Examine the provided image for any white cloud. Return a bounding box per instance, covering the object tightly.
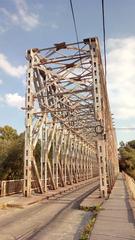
[0,96,4,102]
[0,0,40,32]
[0,53,25,78]
[0,79,3,85]
[107,37,135,121]
[0,93,25,109]
[5,93,25,109]
[14,0,40,31]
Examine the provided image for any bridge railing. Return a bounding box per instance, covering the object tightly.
[123,172,135,200]
[0,175,99,197]
[0,179,23,197]
[0,178,58,196]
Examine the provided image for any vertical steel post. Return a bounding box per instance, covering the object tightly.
[90,38,108,198]
[24,50,34,197]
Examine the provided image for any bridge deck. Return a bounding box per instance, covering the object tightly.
[90,174,135,240]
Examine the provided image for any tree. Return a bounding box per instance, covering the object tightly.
[0,128,41,180]
[128,140,135,149]
[0,125,18,141]
[0,126,18,166]
[0,132,24,179]
[119,141,125,147]
[119,140,135,179]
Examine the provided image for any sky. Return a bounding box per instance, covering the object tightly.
[0,0,135,144]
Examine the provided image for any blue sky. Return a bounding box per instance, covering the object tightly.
[0,0,135,144]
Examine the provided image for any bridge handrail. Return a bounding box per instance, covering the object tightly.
[0,179,24,197]
[123,172,135,200]
[0,176,99,197]
[0,178,56,196]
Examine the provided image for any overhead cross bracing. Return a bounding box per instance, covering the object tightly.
[24,37,119,197]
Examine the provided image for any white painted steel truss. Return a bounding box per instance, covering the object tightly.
[24,37,119,197]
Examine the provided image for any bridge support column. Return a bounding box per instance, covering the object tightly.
[23,50,34,197]
[97,140,108,198]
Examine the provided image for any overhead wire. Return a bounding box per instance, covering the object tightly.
[69,0,79,45]
[101,0,107,80]
[101,0,119,130]
[101,3,134,133]
[69,1,133,134]
[69,0,83,67]
[115,128,135,130]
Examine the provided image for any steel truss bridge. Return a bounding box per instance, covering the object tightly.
[24,37,119,198]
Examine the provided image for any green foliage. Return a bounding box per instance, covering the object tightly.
[128,140,135,149]
[0,133,24,180]
[119,140,135,179]
[80,213,97,240]
[0,125,41,180]
[0,139,12,164]
[0,125,18,140]
[34,140,41,172]
[0,125,18,166]
[119,141,125,147]
[80,204,102,212]
[79,204,102,239]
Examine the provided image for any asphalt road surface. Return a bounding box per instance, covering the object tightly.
[0,179,99,240]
